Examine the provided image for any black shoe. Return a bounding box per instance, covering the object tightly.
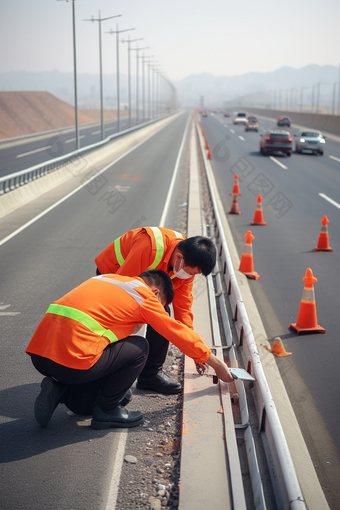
[35,377,67,428]
[136,373,182,395]
[120,388,133,407]
[91,403,144,429]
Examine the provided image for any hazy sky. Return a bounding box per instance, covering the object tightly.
[1,0,339,82]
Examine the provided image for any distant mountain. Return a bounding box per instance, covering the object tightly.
[0,65,338,108]
[176,65,339,107]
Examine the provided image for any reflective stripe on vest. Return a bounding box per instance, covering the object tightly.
[113,227,184,270]
[46,303,119,344]
[114,236,124,266]
[92,276,147,305]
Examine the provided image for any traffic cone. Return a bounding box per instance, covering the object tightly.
[238,230,259,279]
[314,215,333,251]
[228,194,241,215]
[230,174,242,196]
[205,139,210,150]
[263,337,292,357]
[201,129,206,138]
[207,150,212,160]
[290,268,325,334]
[251,195,267,225]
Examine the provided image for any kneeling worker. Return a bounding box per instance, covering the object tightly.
[26,270,233,430]
[95,227,216,394]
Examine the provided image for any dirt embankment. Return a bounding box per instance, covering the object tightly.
[0,91,120,139]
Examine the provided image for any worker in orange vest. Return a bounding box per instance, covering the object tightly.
[95,227,216,394]
[26,270,233,430]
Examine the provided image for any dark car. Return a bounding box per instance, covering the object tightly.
[260,130,293,156]
[277,116,291,127]
[245,116,258,132]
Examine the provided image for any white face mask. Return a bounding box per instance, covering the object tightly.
[173,258,192,280]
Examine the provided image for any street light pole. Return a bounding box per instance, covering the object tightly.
[332,82,338,115]
[58,0,79,149]
[300,86,309,112]
[130,46,149,125]
[84,11,121,140]
[122,37,143,128]
[106,25,134,132]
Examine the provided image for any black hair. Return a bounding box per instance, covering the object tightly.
[177,236,216,276]
[139,270,174,305]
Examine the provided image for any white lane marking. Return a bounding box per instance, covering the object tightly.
[65,135,86,144]
[230,129,235,133]
[0,303,20,315]
[159,113,191,227]
[329,155,340,163]
[0,112,185,247]
[319,193,340,209]
[238,136,245,141]
[269,156,288,169]
[104,430,128,510]
[17,146,52,158]
[91,130,101,135]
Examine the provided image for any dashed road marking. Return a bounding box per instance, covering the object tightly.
[329,155,340,163]
[65,135,86,144]
[17,146,51,158]
[230,129,235,133]
[269,156,288,169]
[238,136,245,141]
[319,193,340,209]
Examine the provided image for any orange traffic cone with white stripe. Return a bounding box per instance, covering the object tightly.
[205,139,210,150]
[228,194,241,215]
[290,268,325,334]
[230,174,242,196]
[207,149,212,159]
[314,215,333,251]
[238,230,259,279]
[251,195,267,225]
[263,337,292,357]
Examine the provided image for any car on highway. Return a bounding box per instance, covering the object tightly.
[277,116,291,127]
[294,130,325,155]
[223,112,230,117]
[201,111,208,117]
[245,116,259,132]
[233,112,248,125]
[260,130,293,156]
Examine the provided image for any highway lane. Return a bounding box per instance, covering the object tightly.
[0,111,190,510]
[202,112,340,509]
[0,116,152,178]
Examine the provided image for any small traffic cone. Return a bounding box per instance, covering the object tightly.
[201,129,206,138]
[238,230,259,279]
[251,195,267,225]
[207,149,212,160]
[290,268,325,334]
[314,215,333,251]
[205,139,210,150]
[263,337,292,357]
[228,194,241,215]
[230,174,242,196]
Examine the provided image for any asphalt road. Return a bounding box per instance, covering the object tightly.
[202,112,340,509]
[0,115,154,177]
[0,111,190,510]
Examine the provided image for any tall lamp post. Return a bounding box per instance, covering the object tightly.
[58,0,80,149]
[84,11,121,140]
[300,86,309,113]
[106,25,134,132]
[332,82,338,115]
[122,36,143,128]
[131,46,150,125]
[316,82,329,114]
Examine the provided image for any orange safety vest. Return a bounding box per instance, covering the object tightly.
[95,227,195,329]
[26,275,210,369]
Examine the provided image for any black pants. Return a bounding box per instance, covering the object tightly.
[31,335,148,415]
[96,267,171,379]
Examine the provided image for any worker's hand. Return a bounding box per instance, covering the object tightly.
[205,353,234,383]
[195,362,209,376]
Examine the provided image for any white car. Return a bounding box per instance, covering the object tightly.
[294,130,325,155]
[233,112,248,125]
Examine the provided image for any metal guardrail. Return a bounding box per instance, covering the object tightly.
[0,113,175,196]
[195,118,307,510]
